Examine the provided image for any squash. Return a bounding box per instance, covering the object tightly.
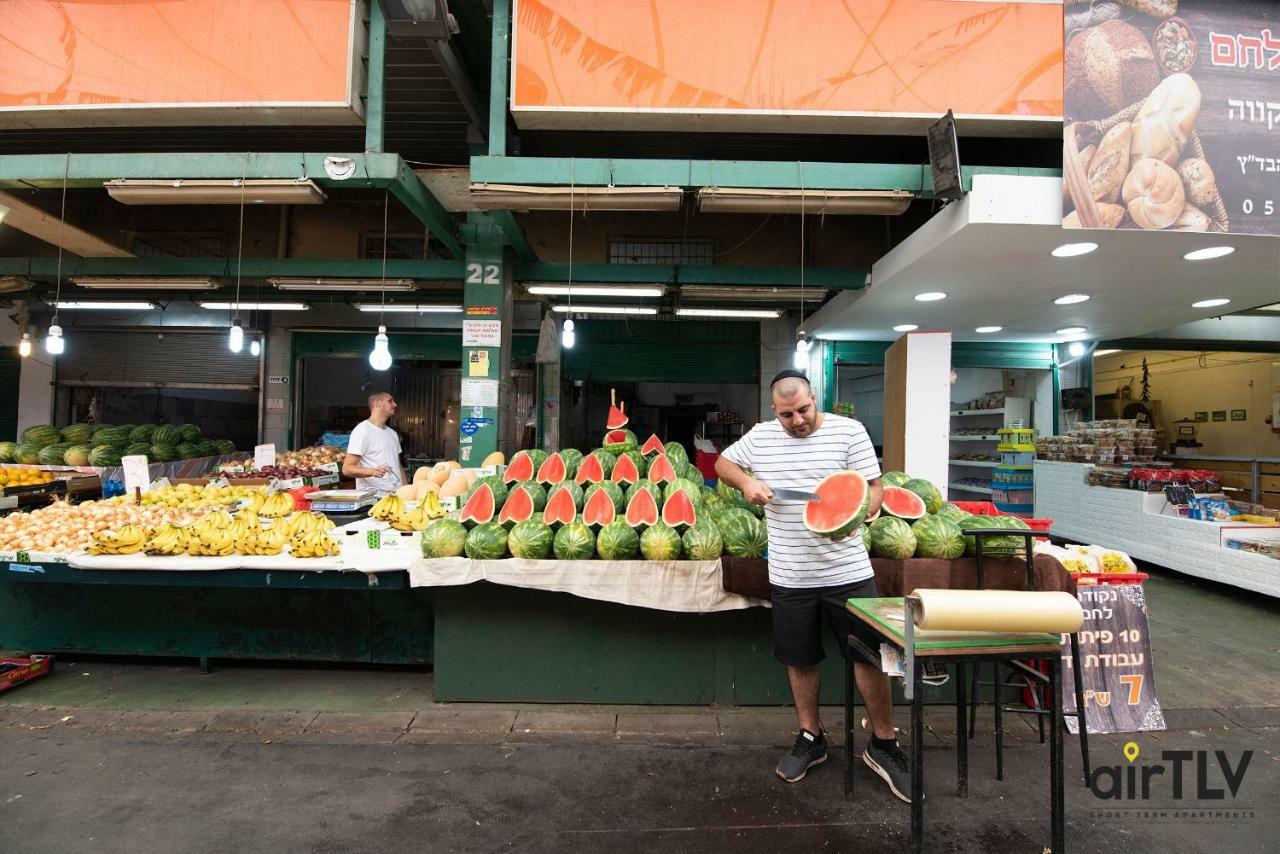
[439,474,469,497]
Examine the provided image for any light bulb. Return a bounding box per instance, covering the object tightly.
[45,324,64,355]
[561,318,576,349]
[228,320,244,353]
[249,339,261,356]
[369,325,392,370]
[1068,341,1086,358]
[17,333,32,358]
[796,336,811,354]
[792,349,807,370]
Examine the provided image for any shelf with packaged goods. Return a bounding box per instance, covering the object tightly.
[950,483,994,495]
[951,435,1002,442]
[950,408,1007,416]
[949,459,999,468]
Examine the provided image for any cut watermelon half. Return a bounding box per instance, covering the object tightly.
[498,485,536,527]
[459,483,497,526]
[542,486,577,527]
[624,487,659,527]
[662,490,697,529]
[803,471,870,539]
[606,388,629,430]
[881,485,927,520]
[647,454,677,485]
[575,452,606,485]
[504,451,535,484]
[611,453,640,486]
[536,452,568,485]
[582,486,617,528]
[640,434,665,457]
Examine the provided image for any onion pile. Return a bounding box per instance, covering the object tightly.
[0,499,217,556]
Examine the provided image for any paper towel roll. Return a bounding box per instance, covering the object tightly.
[908,589,1083,634]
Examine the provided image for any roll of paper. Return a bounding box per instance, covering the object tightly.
[908,589,1083,634]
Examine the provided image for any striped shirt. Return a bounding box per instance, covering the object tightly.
[722,414,881,589]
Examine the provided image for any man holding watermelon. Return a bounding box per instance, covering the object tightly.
[716,370,911,802]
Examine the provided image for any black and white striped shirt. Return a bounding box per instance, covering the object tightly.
[722,414,881,589]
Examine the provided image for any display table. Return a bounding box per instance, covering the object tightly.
[1034,460,1278,598]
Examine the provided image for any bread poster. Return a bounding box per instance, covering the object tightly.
[1062,0,1278,236]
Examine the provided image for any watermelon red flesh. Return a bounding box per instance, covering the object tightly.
[662,490,698,529]
[611,453,640,486]
[575,453,606,485]
[606,405,629,430]
[582,487,617,527]
[536,453,568,485]
[802,471,870,538]
[498,485,536,526]
[504,452,535,484]
[881,485,927,520]
[640,434,665,456]
[624,488,659,527]
[648,454,677,485]
[542,487,577,526]
[459,483,497,525]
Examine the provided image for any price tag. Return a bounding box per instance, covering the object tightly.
[121,455,150,496]
[208,477,230,489]
[148,477,171,492]
[1164,485,1194,506]
[254,443,276,470]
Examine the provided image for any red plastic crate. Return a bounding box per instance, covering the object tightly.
[695,450,720,482]
[0,655,53,694]
[952,500,999,515]
[1074,572,1149,585]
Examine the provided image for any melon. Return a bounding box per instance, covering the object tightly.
[421,519,468,558]
[396,484,419,502]
[624,487,660,528]
[429,462,454,486]
[440,475,470,498]
[611,452,641,486]
[60,423,94,444]
[663,442,689,466]
[460,468,480,486]
[602,429,638,454]
[903,478,944,515]
[38,443,70,465]
[542,486,578,527]
[504,451,536,484]
[802,471,871,539]
[21,425,61,447]
[662,489,698,530]
[606,394,629,431]
[508,519,554,559]
[413,466,434,485]
[482,451,505,467]
[559,448,584,477]
[639,522,682,561]
[444,461,462,471]
[553,521,595,560]
[88,445,122,467]
[536,452,570,485]
[866,516,917,559]
[179,424,203,443]
[0,442,18,463]
[582,486,618,528]
[547,480,584,509]
[575,452,608,485]
[881,471,910,488]
[911,515,965,559]
[152,425,181,446]
[881,485,927,521]
[681,520,724,560]
[720,512,767,558]
[464,521,509,559]
[498,484,537,527]
[640,434,665,457]
[626,480,662,506]
[596,521,640,560]
[14,443,40,464]
[647,454,677,485]
[459,482,498,526]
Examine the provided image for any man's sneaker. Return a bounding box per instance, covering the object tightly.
[776,729,827,783]
[863,739,912,803]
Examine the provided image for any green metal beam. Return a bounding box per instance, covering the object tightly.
[364,0,387,154]
[388,160,465,256]
[488,210,535,260]
[517,261,867,289]
[0,256,463,281]
[488,0,511,157]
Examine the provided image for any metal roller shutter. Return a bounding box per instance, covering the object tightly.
[55,329,260,390]
[563,320,760,384]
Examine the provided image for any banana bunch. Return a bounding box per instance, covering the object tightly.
[369,493,404,522]
[144,523,192,556]
[258,492,296,519]
[199,511,233,532]
[284,512,335,539]
[420,492,447,520]
[228,516,261,543]
[87,523,147,555]
[235,508,260,526]
[391,503,435,532]
[240,526,288,556]
[188,526,236,557]
[290,530,341,558]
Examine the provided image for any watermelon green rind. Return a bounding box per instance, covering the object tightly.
[60,423,94,444]
[803,471,871,538]
[584,480,625,512]
[911,515,965,559]
[129,424,157,443]
[936,502,970,523]
[601,429,638,454]
[881,471,910,488]
[880,485,928,521]
[466,476,509,508]
[152,425,181,446]
[88,445,123,467]
[639,522,683,561]
[124,442,152,457]
[625,481,662,505]
[559,448,583,477]
[421,519,468,557]
[21,425,62,447]
[681,520,723,560]
[553,521,595,560]
[903,478,944,515]
[14,443,41,464]
[513,480,548,511]
[176,443,200,460]
[663,442,688,466]
[150,444,179,462]
[37,443,72,465]
[508,519,554,559]
[547,480,585,510]
[866,516,917,559]
[0,442,17,463]
[464,521,509,559]
[596,521,640,560]
[214,439,237,455]
[179,424,202,443]
[721,513,767,558]
[61,443,90,465]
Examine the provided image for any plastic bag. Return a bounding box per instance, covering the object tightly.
[1034,541,1100,575]
[1082,545,1137,574]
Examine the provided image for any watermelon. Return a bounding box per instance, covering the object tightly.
[606,396,629,431]
[199,441,222,457]
[542,485,579,527]
[14,443,41,464]
[721,512,767,558]
[626,480,662,505]
[508,519,554,559]
[881,485,927,521]
[37,443,71,465]
[152,425,181,446]
[602,429,637,454]
[610,452,642,486]
[936,502,970,523]
[465,475,509,507]
[504,450,537,483]
[912,515,965,559]
[214,439,237,454]
[881,471,910,488]
[866,516,917,559]
[574,452,608,485]
[663,442,689,466]
[150,444,179,462]
[176,442,201,460]
[92,426,131,446]
[716,479,747,505]
[664,478,703,507]
[962,515,1029,557]
[647,454,677,485]
[640,522,683,561]
[498,483,538,527]
[179,424,202,443]
[682,520,724,560]
[584,480,625,512]
[803,471,871,539]
[547,480,584,509]
[21,425,61,447]
[88,445,123,467]
[640,434,665,457]
[662,489,698,530]
[903,478,944,515]
[712,505,756,530]
[536,452,570,485]
[124,442,152,457]
[60,444,92,466]
[624,486,660,528]
[553,521,595,560]
[582,485,618,528]
[0,441,17,463]
[512,480,547,511]
[464,521,509,559]
[596,521,640,560]
[129,424,157,443]
[459,482,498,526]
[421,519,468,557]
[60,423,94,444]
[559,449,584,476]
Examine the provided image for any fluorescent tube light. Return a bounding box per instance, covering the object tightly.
[1183,246,1235,261]
[71,276,219,291]
[270,277,418,292]
[470,184,683,211]
[680,285,827,303]
[526,284,665,298]
[54,301,157,310]
[105,178,326,205]
[354,304,462,313]
[697,187,913,215]
[676,307,783,318]
[551,305,658,315]
[198,301,309,311]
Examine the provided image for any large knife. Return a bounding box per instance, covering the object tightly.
[769,487,821,503]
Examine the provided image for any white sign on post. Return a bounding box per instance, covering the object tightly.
[254,444,276,471]
[121,455,150,497]
[462,319,502,348]
[460,379,499,408]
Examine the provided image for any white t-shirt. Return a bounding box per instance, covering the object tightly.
[721,413,881,589]
[347,419,403,495]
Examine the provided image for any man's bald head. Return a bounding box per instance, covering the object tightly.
[771,376,810,403]
[771,377,821,438]
[368,392,392,409]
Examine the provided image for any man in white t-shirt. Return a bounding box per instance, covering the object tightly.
[716,370,910,801]
[342,392,406,495]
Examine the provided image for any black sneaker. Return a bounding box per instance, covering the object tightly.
[776,729,827,782]
[863,739,912,803]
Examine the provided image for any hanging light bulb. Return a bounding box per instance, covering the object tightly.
[228,317,244,353]
[45,323,65,355]
[369,324,392,370]
[1068,341,1086,358]
[249,338,261,357]
[561,318,576,349]
[794,335,811,370]
[17,332,33,358]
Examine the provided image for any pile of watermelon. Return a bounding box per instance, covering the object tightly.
[0,423,236,468]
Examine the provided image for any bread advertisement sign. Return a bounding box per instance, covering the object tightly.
[1063,1,1278,236]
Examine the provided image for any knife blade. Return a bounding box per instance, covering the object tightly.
[770,487,820,502]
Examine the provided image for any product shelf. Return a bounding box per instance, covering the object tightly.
[950,483,994,495]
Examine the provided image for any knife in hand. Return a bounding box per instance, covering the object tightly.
[769,487,821,502]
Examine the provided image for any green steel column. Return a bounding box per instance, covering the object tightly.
[365,0,387,153]
[488,0,511,157]
[459,216,513,465]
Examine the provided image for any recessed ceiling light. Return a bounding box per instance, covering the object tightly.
[1183,246,1235,261]
[892,324,918,332]
[1191,298,1231,308]
[1056,326,1087,336]
[975,326,1002,334]
[1051,242,1098,258]
[1094,349,1121,356]
[1054,294,1091,305]
[914,292,946,302]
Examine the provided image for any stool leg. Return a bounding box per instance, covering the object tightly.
[994,663,1005,782]
[1071,632,1091,785]
[1050,658,1065,852]
[968,663,979,739]
[844,654,857,800]
[1037,672,1046,744]
[955,662,968,798]
[911,666,925,854]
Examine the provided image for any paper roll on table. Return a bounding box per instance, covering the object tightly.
[907,589,1084,634]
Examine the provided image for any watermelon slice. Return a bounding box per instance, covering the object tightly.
[536,452,568,485]
[542,486,577,527]
[582,486,617,528]
[606,388,629,430]
[498,484,536,527]
[662,490,698,530]
[624,487,659,527]
[602,429,638,454]
[459,483,497,526]
[640,434,665,457]
[881,485,927,520]
[575,452,607,485]
[611,452,641,486]
[803,471,870,539]
[648,454,677,485]
[504,451,535,484]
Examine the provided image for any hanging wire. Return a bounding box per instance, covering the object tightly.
[379,189,389,325]
[233,152,249,322]
[798,161,806,331]
[567,158,574,314]
[52,153,70,317]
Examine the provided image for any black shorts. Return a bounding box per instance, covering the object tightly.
[771,577,880,667]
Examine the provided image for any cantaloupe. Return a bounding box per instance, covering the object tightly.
[444,461,462,472]
[396,484,419,501]
[413,466,433,485]
[417,481,440,494]
[428,462,453,485]
[482,451,505,467]
[460,468,480,486]
[440,474,469,497]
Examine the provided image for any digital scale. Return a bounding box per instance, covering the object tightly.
[306,488,377,513]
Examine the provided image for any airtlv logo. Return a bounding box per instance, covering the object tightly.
[1090,742,1253,800]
